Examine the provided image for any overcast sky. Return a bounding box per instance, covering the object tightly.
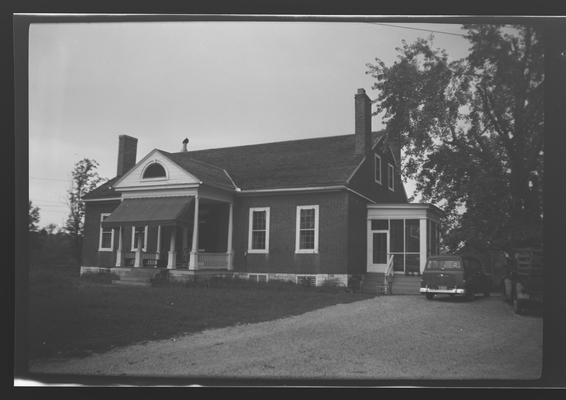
[29,20,470,228]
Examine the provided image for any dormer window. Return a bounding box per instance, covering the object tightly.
[142,162,166,179]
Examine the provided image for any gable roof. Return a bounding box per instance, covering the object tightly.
[84,131,385,199]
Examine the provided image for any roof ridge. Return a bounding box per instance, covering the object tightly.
[168,131,385,155]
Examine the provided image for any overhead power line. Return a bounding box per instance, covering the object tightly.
[30,176,70,182]
[368,22,466,38]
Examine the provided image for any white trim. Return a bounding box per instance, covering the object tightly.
[117,183,201,192]
[387,163,395,191]
[131,225,148,251]
[223,169,240,190]
[346,133,385,184]
[84,197,122,203]
[345,187,377,204]
[98,213,114,251]
[295,205,319,254]
[374,154,382,184]
[248,207,270,254]
[141,160,169,180]
[239,185,377,204]
[240,185,343,194]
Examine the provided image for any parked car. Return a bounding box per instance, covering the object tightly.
[420,255,491,300]
[502,248,543,314]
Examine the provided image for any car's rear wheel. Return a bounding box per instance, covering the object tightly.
[425,293,434,300]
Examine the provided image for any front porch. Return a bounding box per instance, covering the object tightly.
[99,192,235,272]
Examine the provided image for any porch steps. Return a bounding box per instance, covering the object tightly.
[360,273,388,295]
[111,268,160,287]
[391,275,422,295]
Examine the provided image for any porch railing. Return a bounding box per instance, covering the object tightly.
[384,254,395,295]
[197,252,231,269]
[121,252,161,267]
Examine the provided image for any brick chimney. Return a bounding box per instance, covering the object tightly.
[354,88,371,155]
[116,135,138,176]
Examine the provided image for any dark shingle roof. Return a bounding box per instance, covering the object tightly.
[84,131,384,198]
[163,152,235,189]
[83,176,122,200]
[172,132,384,190]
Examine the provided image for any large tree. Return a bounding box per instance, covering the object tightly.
[366,24,544,251]
[65,158,105,259]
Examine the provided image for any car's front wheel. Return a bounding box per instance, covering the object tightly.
[425,293,434,300]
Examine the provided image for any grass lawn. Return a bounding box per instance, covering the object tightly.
[28,267,374,360]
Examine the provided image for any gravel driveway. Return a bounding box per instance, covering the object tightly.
[29,294,542,381]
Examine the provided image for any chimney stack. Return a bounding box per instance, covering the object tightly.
[354,88,371,155]
[182,138,189,152]
[116,135,138,176]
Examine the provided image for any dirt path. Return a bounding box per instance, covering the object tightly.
[29,295,542,380]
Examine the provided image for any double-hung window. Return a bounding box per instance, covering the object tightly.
[295,205,319,254]
[248,207,270,253]
[98,213,114,251]
[387,163,395,191]
[131,225,148,251]
[374,154,382,184]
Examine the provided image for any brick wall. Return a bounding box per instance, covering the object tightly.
[348,145,408,203]
[82,200,121,266]
[347,192,368,275]
[232,191,350,274]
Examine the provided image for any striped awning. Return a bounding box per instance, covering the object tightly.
[101,197,194,228]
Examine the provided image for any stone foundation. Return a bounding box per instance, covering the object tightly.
[81,266,361,288]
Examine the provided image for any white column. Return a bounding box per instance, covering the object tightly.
[227,202,234,270]
[419,218,427,274]
[156,225,161,257]
[115,227,123,267]
[167,228,177,269]
[188,196,200,270]
[182,226,189,267]
[134,233,143,268]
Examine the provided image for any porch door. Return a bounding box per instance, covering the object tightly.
[368,231,389,273]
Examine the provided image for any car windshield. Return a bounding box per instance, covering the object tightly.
[426,259,462,270]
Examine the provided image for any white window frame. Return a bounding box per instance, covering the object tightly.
[374,154,382,184]
[295,205,319,254]
[98,213,114,252]
[387,163,395,191]
[248,207,270,254]
[131,225,148,251]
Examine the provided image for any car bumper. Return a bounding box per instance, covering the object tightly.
[420,287,465,295]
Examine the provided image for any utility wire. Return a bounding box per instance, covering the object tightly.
[367,22,466,38]
[30,176,70,182]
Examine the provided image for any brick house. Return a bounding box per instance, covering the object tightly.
[81,89,442,293]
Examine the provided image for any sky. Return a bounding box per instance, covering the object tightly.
[28,19,471,228]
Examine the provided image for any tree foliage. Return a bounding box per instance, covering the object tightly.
[29,201,40,232]
[65,158,105,258]
[366,25,543,251]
